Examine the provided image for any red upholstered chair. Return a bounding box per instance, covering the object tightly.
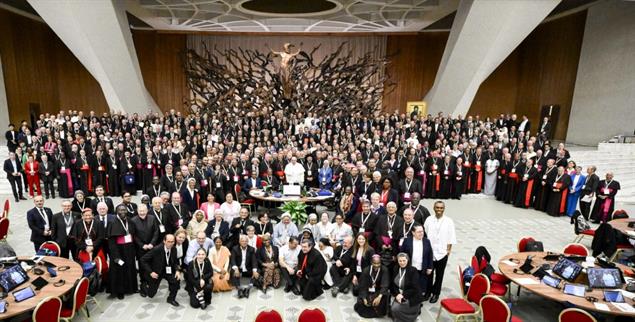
[558,308,597,322]
[611,209,628,220]
[1,199,9,218]
[0,218,9,241]
[436,273,490,322]
[60,277,89,321]
[517,237,535,252]
[235,184,255,213]
[32,296,62,322]
[298,308,326,322]
[562,243,589,257]
[255,309,283,322]
[480,295,523,322]
[39,241,61,256]
[471,255,510,294]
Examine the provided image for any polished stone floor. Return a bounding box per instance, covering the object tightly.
[3,192,634,322]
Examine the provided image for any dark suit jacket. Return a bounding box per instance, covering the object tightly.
[400,237,433,272]
[27,207,54,244]
[230,245,258,272]
[91,197,115,214]
[51,211,81,247]
[243,177,263,191]
[3,159,22,176]
[581,173,600,196]
[205,220,230,242]
[95,213,116,231]
[165,202,191,229]
[38,160,55,182]
[256,245,280,272]
[5,131,18,151]
[140,243,179,277]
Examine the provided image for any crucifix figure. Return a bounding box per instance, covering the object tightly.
[268,43,301,99]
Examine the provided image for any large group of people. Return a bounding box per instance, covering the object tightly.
[6,108,622,321]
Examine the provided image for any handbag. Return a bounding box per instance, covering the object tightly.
[124,174,135,185]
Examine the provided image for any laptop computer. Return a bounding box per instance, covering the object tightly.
[587,268,624,288]
[283,185,301,196]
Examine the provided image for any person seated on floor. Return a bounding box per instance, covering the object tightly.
[230,234,259,298]
[296,238,327,301]
[185,248,213,309]
[353,254,390,319]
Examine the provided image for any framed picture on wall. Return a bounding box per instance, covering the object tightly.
[406,101,427,117]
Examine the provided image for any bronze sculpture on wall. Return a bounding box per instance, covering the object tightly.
[184,42,394,117]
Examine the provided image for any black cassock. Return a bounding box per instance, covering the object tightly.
[452,164,467,200]
[514,166,538,208]
[56,158,73,198]
[354,265,390,318]
[504,161,523,204]
[438,162,453,199]
[546,174,572,217]
[107,217,138,297]
[533,166,557,211]
[91,155,108,192]
[426,158,441,198]
[107,156,120,197]
[297,247,327,301]
[77,156,92,195]
[495,160,511,201]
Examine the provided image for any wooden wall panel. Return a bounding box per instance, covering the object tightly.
[132,31,188,114]
[382,33,448,113]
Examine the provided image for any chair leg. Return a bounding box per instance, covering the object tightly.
[610,249,621,262]
[436,306,443,321]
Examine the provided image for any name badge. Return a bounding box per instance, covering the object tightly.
[61,166,66,171]
[201,179,208,186]
[553,183,558,188]
[178,219,183,226]
[388,230,392,238]
[511,169,516,173]
[359,227,365,233]
[159,224,166,233]
[543,175,547,180]
[419,170,424,175]
[166,266,172,274]
[233,175,239,182]
[147,164,152,169]
[523,174,528,178]
[582,185,586,190]
[85,239,93,246]
[361,194,367,200]
[168,160,173,164]
[464,162,470,167]
[534,164,538,168]
[603,188,610,195]
[44,224,50,230]
[369,287,375,293]
[98,166,104,171]
[216,182,221,188]
[457,172,462,176]
[404,192,411,200]
[444,170,449,175]
[399,238,404,247]
[476,161,481,166]
[356,265,362,273]
[124,234,132,243]
[432,165,437,170]
[112,165,117,169]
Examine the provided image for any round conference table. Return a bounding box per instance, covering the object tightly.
[498,251,635,317]
[248,188,334,203]
[610,218,635,237]
[0,256,83,319]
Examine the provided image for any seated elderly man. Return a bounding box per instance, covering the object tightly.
[230,235,260,298]
[272,213,299,248]
[184,231,213,265]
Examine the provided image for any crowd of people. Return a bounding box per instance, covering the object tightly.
[5,108,622,321]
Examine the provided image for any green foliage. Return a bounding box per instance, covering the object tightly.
[279,200,308,225]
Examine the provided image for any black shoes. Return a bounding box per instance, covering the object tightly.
[331,286,339,297]
[429,295,439,303]
[167,299,180,307]
[117,294,124,300]
[238,288,250,298]
[283,285,292,293]
[422,293,431,302]
[19,196,27,200]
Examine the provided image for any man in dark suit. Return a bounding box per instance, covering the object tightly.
[230,234,259,298]
[4,152,26,202]
[517,115,531,134]
[38,154,56,199]
[5,124,18,152]
[165,192,190,230]
[580,165,600,220]
[539,116,552,139]
[91,186,114,214]
[150,197,178,237]
[26,195,54,251]
[243,171,263,191]
[400,225,434,301]
[51,200,80,259]
[330,235,355,297]
[140,234,181,306]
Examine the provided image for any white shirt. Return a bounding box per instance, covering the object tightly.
[316,222,334,240]
[220,201,241,223]
[330,223,353,243]
[284,162,305,185]
[247,235,258,248]
[279,244,300,269]
[240,247,247,272]
[424,215,457,261]
[412,238,424,270]
[519,119,528,132]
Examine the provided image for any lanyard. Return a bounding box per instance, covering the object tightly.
[198,260,205,276]
[63,213,73,227]
[118,217,129,234]
[360,213,370,227]
[555,174,563,182]
[387,215,396,230]
[398,268,406,291]
[371,267,381,286]
[83,220,94,236]
[173,204,181,217]
[403,221,414,236]
[154,209,163,222]
[165,249,171,264]
[405,179,412,192]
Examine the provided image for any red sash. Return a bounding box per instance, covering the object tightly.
[435,175,440,192]
[80,164,93,192]
[61,168,73,196]
[475,165,483,191]
[525,179,534,207]
[560,188,568,214]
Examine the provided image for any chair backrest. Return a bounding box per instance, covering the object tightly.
[235,184,241,193]
[466,274,490,304]
[3,199,9,217]
[95,256,103,274]
[255,309,283,322]
[261,181,268,187]
[32,296,62,322]
[457,265,465,297]
[0,218,9,239]
[298,308,326,322]
[480,295,511,322]
[558,308,597,322]
[471,256,480,273]
[518,236,535,252]
[562,243,589,256]
[68,277,90,318]
[40,241,61,256]
[612,209,628,220]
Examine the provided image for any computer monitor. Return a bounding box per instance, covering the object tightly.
[552,258,583,282]
[283,185,301,196]
[587,268,624,289]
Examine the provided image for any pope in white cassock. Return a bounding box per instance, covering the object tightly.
[285,157,305,185]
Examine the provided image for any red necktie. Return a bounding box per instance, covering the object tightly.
[300,253,308,272]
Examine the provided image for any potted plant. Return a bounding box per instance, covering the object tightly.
[279,200,308,226]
